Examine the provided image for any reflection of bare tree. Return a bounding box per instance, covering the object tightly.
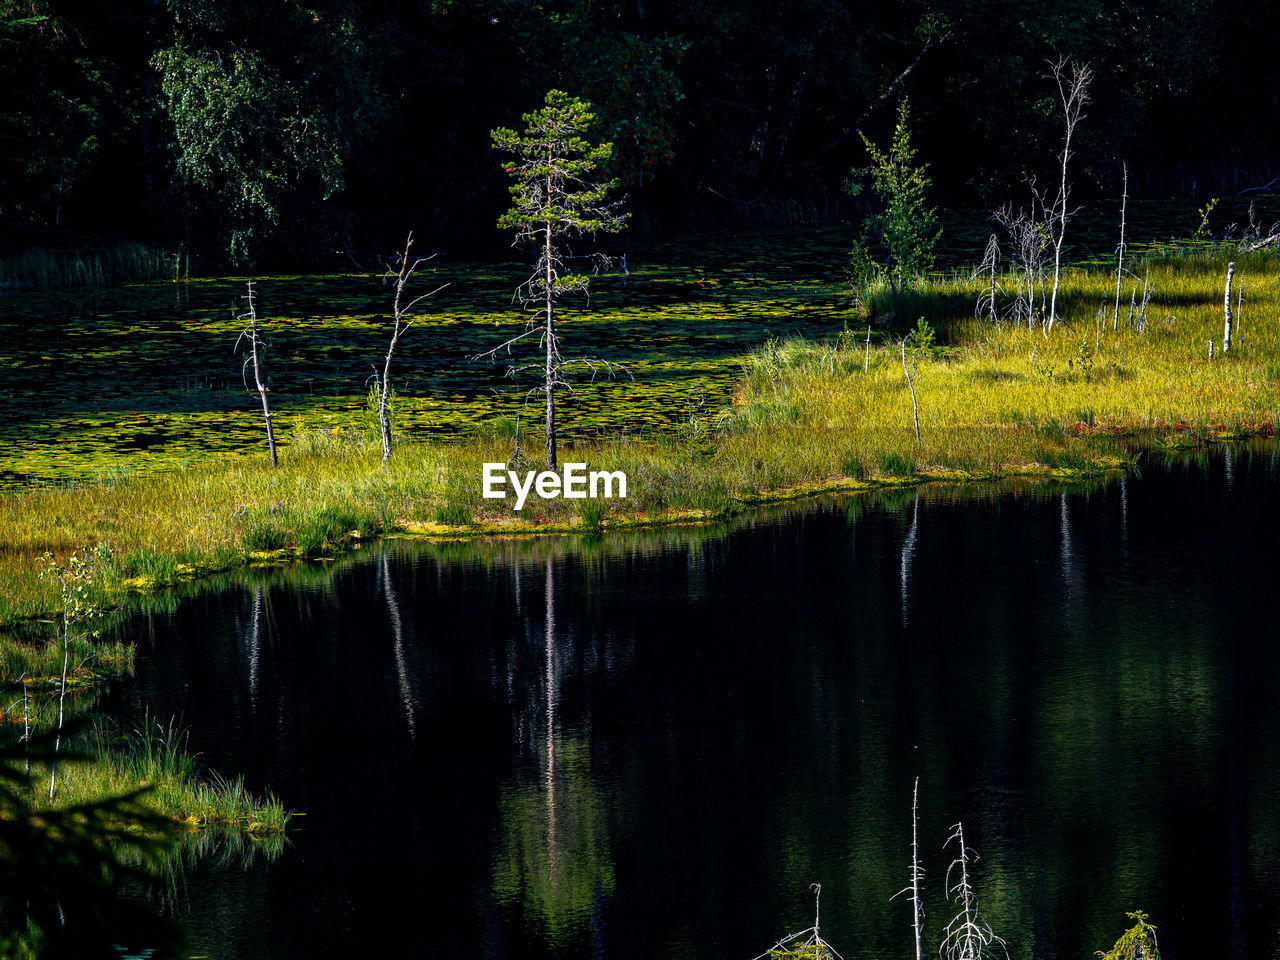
[900,493,920,627]
[1059,494,1083,617]
[545,558,559,892]
[248,587,263,699]
[380,553,417,742]
[236,585,272,704]
[1119,478,1129,561]
[493,557,614,947]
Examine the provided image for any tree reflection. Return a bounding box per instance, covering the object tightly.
[492,559,614,948]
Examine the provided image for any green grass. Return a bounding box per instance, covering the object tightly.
[45,715,290,833]
[1,251,1277,625]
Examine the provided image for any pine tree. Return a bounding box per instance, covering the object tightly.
[484,90,628,469]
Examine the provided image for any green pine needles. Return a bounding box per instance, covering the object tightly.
[482,89,629,469]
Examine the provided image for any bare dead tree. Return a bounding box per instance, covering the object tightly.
[1237,276,1244,342]
[1223,261,1236,353]
[1137,267,1152,331]
[1238,202,1280,252]
[234,280,277,466]
[376,232,448,463]
[901,337,921,447]
[941,822,1007,960]
[1045,57,1093,334]
[892,777,926,960]
[819,20,949,153]
[994,201,1049,330]
[749,883,843,960]
[973,234,1001,325]
[1113,161,1128,330]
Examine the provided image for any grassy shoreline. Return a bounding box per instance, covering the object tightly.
[3,252,1279,632]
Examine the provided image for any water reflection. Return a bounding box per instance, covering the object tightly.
[379,553,418,741]
[493,559,615,951]
[103,444,1280,960]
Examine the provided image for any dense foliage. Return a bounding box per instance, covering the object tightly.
[2,0,1278,266]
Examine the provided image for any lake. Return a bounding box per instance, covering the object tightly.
[107,443,1280,959]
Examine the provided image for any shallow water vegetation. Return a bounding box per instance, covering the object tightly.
[47,716,290,833]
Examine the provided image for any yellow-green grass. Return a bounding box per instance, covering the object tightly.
[42,718,289,834]
[1,252,1276,627]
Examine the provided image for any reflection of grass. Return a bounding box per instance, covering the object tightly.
[2,253,1279,624]
[46,717,290,833]
[0,242,178,289]
[0,635,133,686]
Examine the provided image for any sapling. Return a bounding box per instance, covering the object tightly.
[38,551,101,801]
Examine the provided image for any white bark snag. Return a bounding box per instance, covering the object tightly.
[245,282,277,466]
[910,777,924,960]
[1223,261,1236,354]
[865,325,872,373]
[1046,58,1093,334]
[380,233,447,464]
[901,338,921,447]
[1113,161,1127,330]
[544,217,557,470]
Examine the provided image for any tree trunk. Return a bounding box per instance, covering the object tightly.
[1113,161,1127,330]
[545,219,556,470]
[245,284,277,467]
[49,626,69,801]
[1223,261,1235,353]
[901,338,921,447]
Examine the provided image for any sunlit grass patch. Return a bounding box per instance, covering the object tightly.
[44,715,290,834]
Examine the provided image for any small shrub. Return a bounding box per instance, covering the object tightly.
[1097,912,1160,960]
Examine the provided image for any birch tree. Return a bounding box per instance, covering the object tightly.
[480,90,629,470]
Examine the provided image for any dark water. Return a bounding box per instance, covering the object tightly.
[115,446,1280,960]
